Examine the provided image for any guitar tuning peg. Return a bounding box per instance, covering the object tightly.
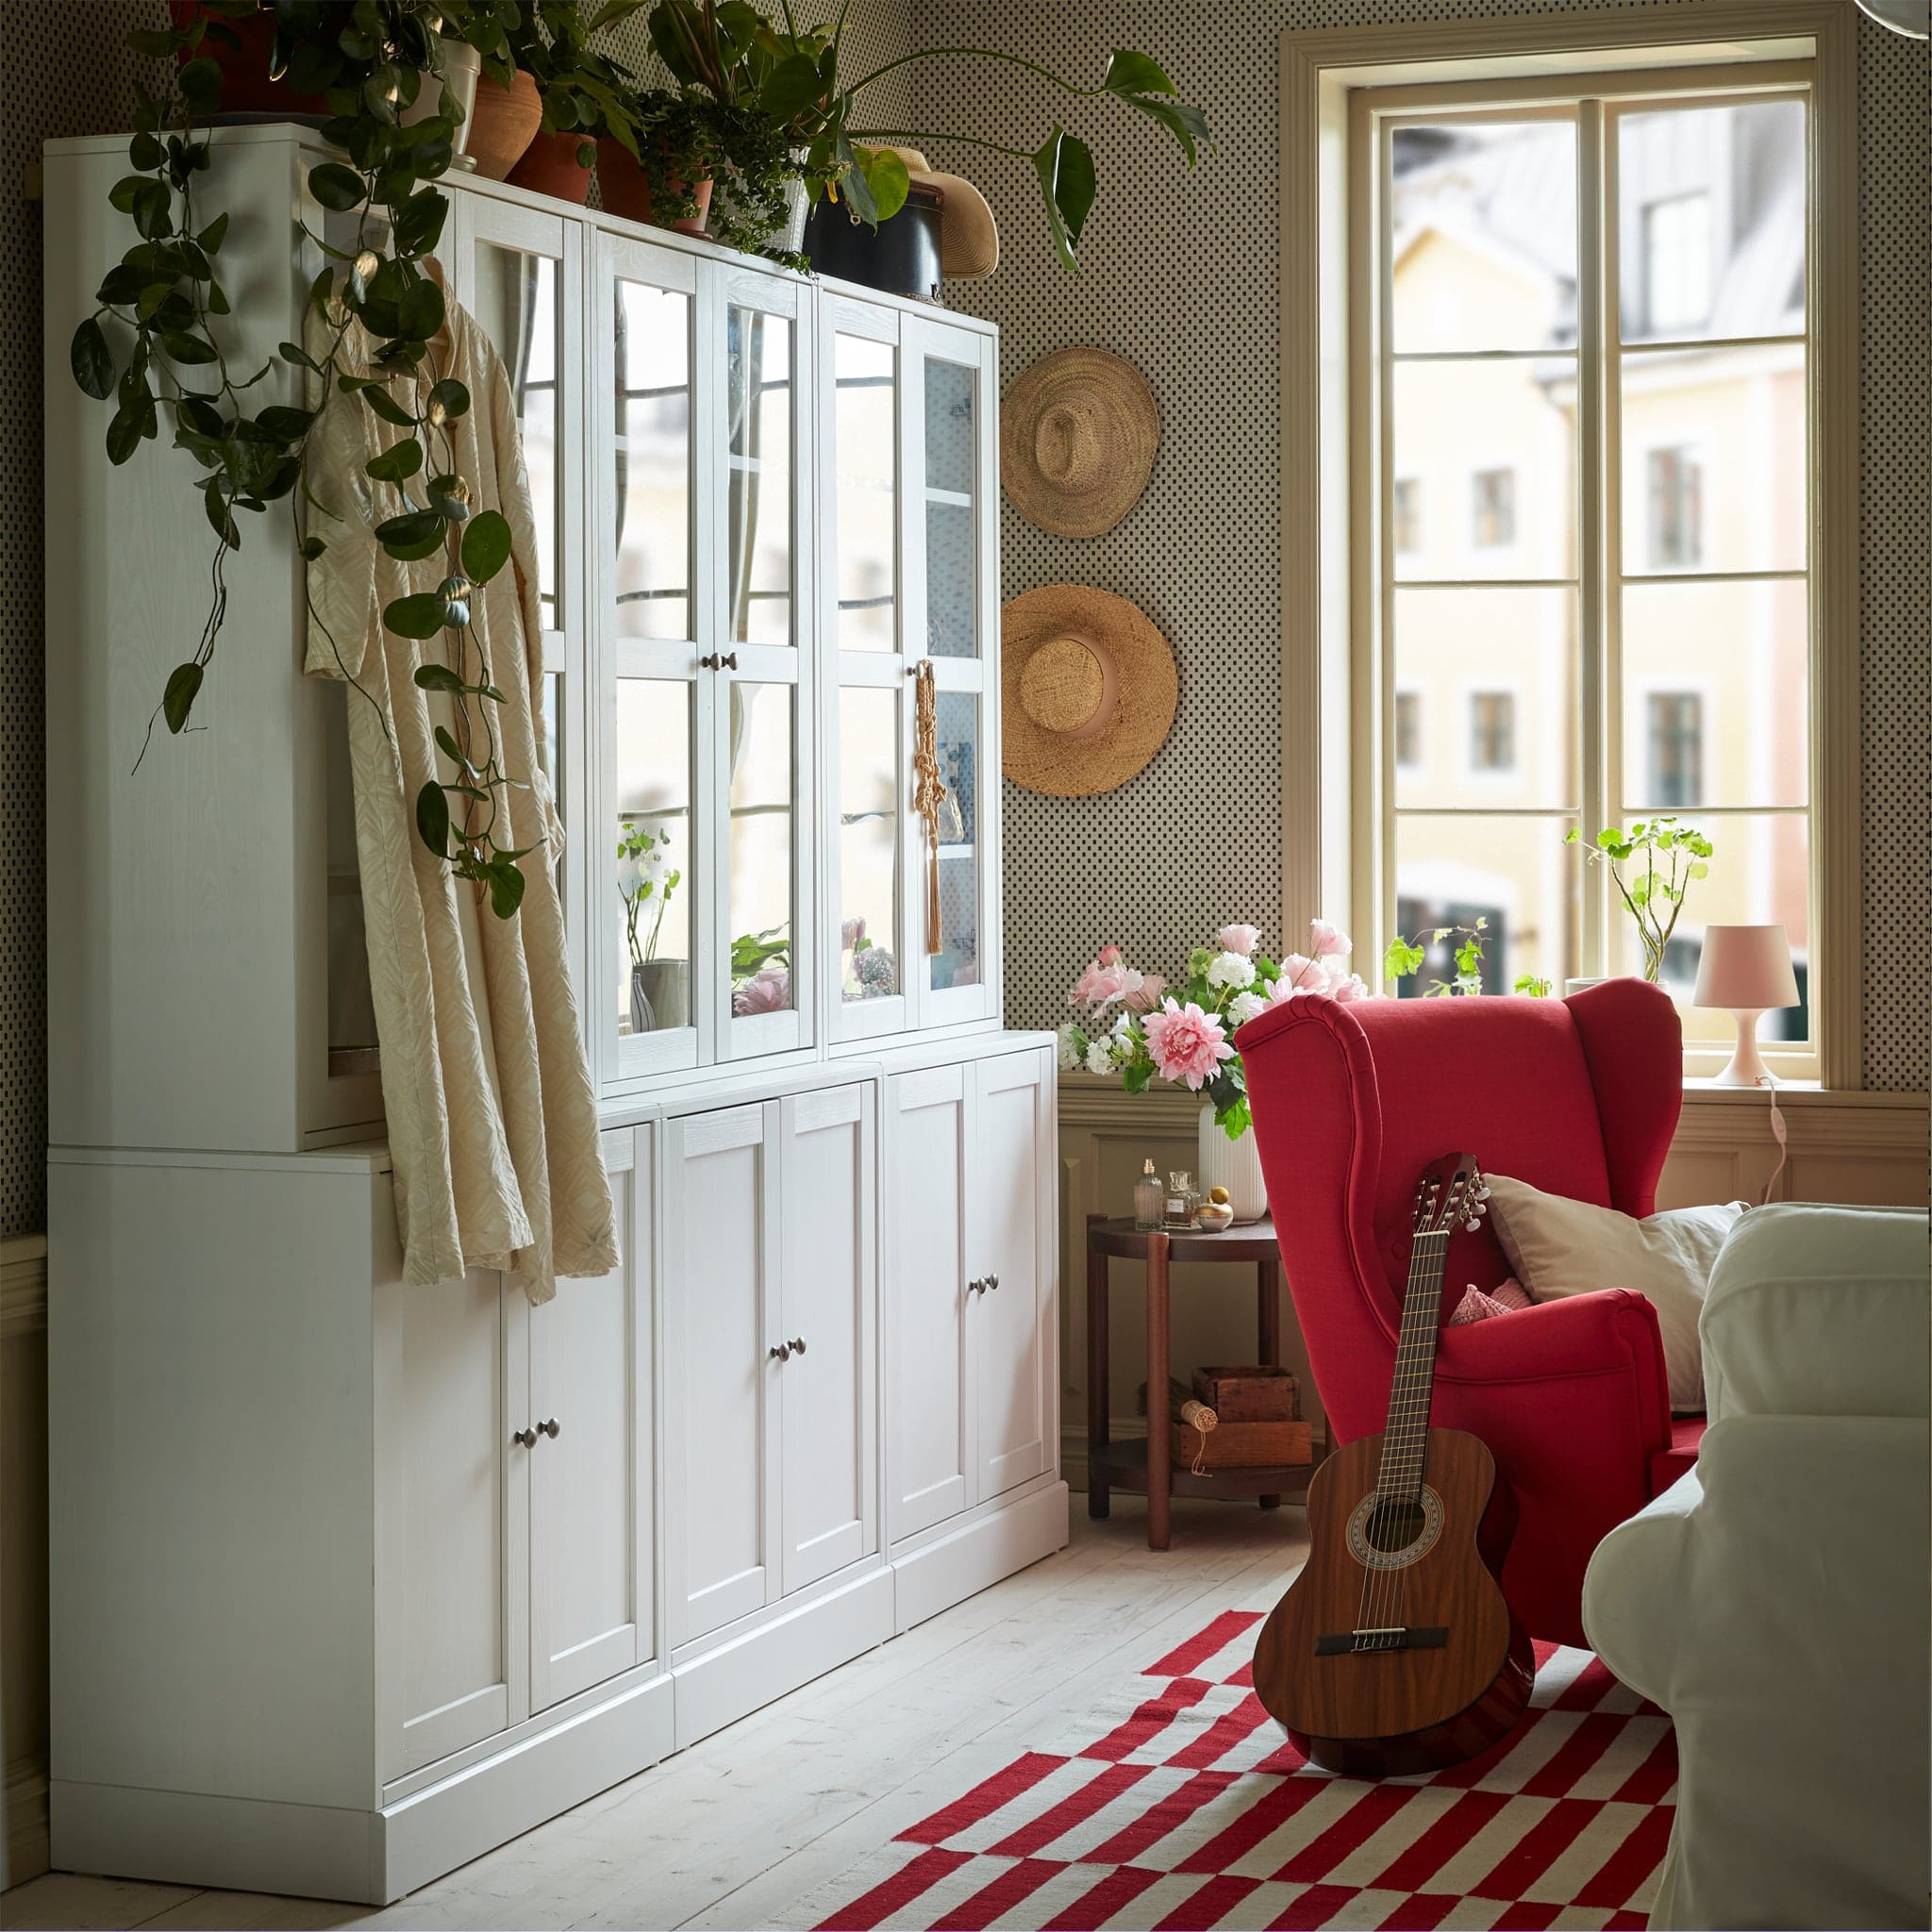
[1478,1185,1491,1200]
[1464,1217,1480,1233]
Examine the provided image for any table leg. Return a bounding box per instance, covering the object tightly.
[1086,1217,1109,1520]
[1258,1251,1282,1511]
[1147,1231,1172,1551]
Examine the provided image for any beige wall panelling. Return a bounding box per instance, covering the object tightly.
[912,0,1926,1092]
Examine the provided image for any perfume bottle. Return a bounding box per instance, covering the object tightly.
[1133,1158,1163,1231]
[1164,1169,1200,1230]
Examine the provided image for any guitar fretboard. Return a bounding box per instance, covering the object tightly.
[1374,1224,1451,1504]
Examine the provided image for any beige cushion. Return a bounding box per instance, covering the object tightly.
[1484,1174,1746,1411]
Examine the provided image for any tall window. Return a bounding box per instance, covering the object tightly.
[1394,690,1423,769]
[1361,83,1814,1060]
[1393,477,1422,553]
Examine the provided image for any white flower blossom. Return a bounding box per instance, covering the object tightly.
[1227,990,1266,1029]
[1084,1039,1117,1077]
[1056,1024,1086,1071]
[1206,949,1257,991]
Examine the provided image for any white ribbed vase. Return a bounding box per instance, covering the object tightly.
[1198,1105,1269,1224]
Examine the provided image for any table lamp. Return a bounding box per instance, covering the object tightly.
[1693,924,1800,1086]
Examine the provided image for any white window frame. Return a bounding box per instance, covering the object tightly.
[1279,0,1858,1089]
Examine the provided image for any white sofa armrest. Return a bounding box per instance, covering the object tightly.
[1584,1412,1929,1930]
[1701,1204,1927,1423]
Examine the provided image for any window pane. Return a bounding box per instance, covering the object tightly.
[1608,812,1810,1046]
[727,683,794,1019]
[835,335,897,651]
[840,686,899,1002]
[1621,580,1807,808]
[615,282,691,641]
[930,691,980,991]
[1393,361,1575,581]
[1620,346,1805,573]
[1392,587,1576,809]
[617,679,692,1036]
[726,308,792,646]
[1618,99,1807,345]
[475,245,561,622]
[1391,121,1577,353]
[924,358,978,658]
[1393,813,1578,993]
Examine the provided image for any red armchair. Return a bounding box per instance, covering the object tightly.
[1238,978,1703,1647]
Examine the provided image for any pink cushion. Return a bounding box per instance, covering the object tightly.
[1447,1278,1534,1325]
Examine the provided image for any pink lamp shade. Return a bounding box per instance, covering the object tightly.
[1692,924,1800,1085]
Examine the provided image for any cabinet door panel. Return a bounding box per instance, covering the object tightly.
[666,1103,776,1644]
[530,1127,647,1709]
[778,1086,875,1593]
[974,1054,1051,1503]
[885,1066,972,1540]
[380,1268,522,1779]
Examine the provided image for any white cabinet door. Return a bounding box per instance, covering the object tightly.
[777,1085,876,1594]
[377,1268,526,1780]
[665,1102,779,1646]
[972,1051,1053,1505]
[529,1125,653,1711]
[884,1064,973,1541]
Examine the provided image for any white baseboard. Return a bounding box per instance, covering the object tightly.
[4,1755,50,1890]
[892,1482,1070,1632]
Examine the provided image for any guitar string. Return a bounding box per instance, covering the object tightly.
[1358,1223,1436,1641]
[1382,1226,1447,1645]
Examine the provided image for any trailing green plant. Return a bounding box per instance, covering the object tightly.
[1566,817,1714,982]
[509,0,648,165]
[646,0,1212,271]
[71,0,542,918]
[631,86,824,263]
[1383,917,1490,997]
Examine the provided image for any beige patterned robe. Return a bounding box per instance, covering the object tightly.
[304,284,616,1301]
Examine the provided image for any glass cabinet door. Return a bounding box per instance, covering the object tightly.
[906,315,999,1026]
[600,232,701,1080]
[716,275,812,1060]
[456,195,589,1026]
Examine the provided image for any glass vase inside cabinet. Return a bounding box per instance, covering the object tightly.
[908,317,999,1026]
[602,235,700,1080]
[720,282,812,1059]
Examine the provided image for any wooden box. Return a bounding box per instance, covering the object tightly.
[1191,1365,1301,1422]
[1172,1417,1314,1470]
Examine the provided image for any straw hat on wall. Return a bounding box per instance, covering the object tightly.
[1002,585,1178,797]
[1000,347,1160,538]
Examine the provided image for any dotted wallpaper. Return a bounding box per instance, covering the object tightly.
[915,1,1928,1088]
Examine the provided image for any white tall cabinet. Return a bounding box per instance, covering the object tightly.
[42,125,1063,1906]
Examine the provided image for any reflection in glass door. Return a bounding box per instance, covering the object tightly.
[475,243,563,624]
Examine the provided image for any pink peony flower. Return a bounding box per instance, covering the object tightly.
[1098,943,1124,966]
[1142,999,1236,1091]
[1310,918,1351,958]
[1327,972,1368,1003]
[1215,923,1262,958]
[1272,952,1326,996]
[1123,973,1167,1014]
[733,966,791,1016]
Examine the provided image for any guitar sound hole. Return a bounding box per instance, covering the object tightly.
[1364,1499,1427,1555]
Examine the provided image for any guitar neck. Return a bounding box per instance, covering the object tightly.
[1378,1225,1452,1499]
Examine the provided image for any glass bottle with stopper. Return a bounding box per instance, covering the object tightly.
[1133,1158,1163,1231]
[1163,1169,1200,1231]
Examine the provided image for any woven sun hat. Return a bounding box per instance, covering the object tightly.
[884,148,999,281]
[1001,585,1178,798]
[999,347,1160,539]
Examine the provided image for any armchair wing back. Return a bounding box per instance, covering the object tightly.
[1237,979,1686,1644]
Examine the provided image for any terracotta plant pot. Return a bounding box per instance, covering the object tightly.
[508,127,593,205]
[467,69,542,182]
[596,137,713,235]
[170,0,332,117]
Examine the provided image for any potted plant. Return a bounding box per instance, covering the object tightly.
[646,0,1211,279]
[601,88,722,233]
[1567,817,1715,982]
[507,0,647,205]
[1059,919,1370,1223]
[618,821,686,1029]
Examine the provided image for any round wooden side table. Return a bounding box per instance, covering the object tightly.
[1086,1213,1331,1551]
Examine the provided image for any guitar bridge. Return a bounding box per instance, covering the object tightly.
[1315,1625,1449,1656]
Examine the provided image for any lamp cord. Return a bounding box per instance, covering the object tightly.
[1753,1072,1789,1205]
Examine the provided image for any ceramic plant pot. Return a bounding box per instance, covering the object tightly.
[400,40,482,158]
[1198,1103,1269,1224]
[804,182,943,298]
[467,70,542,182]
[632,958,690,1033]
[508,128,594,205]
[597,137,713,235]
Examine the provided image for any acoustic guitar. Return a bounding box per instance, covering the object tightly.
[1253,1153,1534,1777]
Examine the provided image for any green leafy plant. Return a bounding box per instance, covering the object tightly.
[72,0,541,916]
[1384,917,1489,997]
[617,820,679,966]
[509,0,648,166]
[1513,974,1554,997]
[1566,817,1714,982]
[646,0,1212,271]
[729,925,791,976]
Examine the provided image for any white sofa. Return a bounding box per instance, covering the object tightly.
[1583,1203,1929,1930]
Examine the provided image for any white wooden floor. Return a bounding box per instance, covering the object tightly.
[5,1499,1309,1932]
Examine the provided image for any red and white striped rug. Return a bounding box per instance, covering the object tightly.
[790,1611,1675,1930]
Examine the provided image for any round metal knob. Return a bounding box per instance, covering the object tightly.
[987,1274,1000,1291]
[538,1417,560,1439]
[721,651,739,670]
[968,1277,985,1297]
[769,1341,792,1361]
[511,1426,538,1448]
[789,1336,807,1356]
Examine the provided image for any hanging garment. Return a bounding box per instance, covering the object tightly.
[303,279,616,1302]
